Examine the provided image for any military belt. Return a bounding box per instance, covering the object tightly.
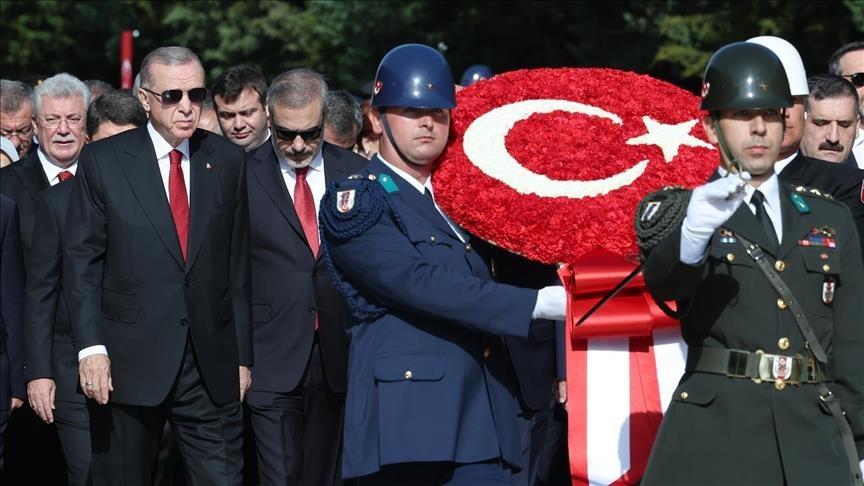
[686,346,832,385]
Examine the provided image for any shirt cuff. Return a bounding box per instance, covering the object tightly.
[78,345,108,362]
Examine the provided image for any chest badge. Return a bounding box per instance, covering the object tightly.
[336,189,356,213]
[822,276,835,305]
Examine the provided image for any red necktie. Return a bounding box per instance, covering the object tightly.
[169,149,189,260]
[58,170,74,183]
[293,166,319,256]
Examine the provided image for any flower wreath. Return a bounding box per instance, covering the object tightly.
[433,67,718,264]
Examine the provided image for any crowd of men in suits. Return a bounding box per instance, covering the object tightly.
[0,37,861,486]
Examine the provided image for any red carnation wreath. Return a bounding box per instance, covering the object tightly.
[433,67,718,264]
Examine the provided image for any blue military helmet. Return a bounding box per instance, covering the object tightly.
[460,64,493,86]
[370,43,456,110]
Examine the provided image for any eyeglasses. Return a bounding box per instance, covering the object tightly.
[142,87,208,106]
[272,124,323,142]
[0,125,33,138]
[842,72,864,88]
[40,116,83,129]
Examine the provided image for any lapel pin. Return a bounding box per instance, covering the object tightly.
[205,162,213,170]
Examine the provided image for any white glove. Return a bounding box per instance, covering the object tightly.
[680,172,750,264]
[532,285,567,321]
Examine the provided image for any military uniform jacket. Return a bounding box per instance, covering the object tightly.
[320,156,538,479]
[641,183,864,485]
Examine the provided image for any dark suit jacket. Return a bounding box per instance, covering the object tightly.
[1,195,26,405]
[0,152,50,265]
[24,180,83,403]
[641,183,864,484]
[63,126,252,407]
[247,142,367,394]
[321,156,539,478]
[778,153,864,257]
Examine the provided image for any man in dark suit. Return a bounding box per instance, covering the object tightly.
[319,44,566,485]
[641,42,864,485]
[63,46,252,485]
[0,194,25,469]
[244,69,367,486]
[0,73,91,484]
[24,87,147,486]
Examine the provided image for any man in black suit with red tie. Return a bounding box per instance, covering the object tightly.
[63,46,252,485]
[244,68,367,486]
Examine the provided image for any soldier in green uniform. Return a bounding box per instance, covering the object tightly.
[640,42,864,485]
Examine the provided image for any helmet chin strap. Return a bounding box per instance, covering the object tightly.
[710,112,743,175]
[379,108,418,167]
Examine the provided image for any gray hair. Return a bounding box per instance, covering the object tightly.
[325,90,362,147]
[1,79,34,113]
[267,69,329,119]
[32,73,90,117]
[139,46,203,89]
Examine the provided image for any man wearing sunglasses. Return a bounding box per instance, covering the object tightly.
[243,68,367,486]
[63,46,251,485]
[829,41,864,169]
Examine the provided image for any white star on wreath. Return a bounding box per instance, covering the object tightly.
[626,116,714,163]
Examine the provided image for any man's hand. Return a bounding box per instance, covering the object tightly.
[27,378,57,423]
[239,366,252,402]
[680,172,751,263]
[10,398,24,412]
[555,380,568,411]
[80,354,112,405]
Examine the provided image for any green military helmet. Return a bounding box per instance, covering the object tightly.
[700,42,792,111]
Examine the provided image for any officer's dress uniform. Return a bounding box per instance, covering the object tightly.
[319,156,538,481]
[641,175,864,485]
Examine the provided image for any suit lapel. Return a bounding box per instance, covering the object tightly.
[185,132,217,270]
[250,144,306,243]
[16,153,50,198]
[117,127,185,269]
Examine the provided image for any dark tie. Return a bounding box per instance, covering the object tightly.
[424,187,434,202]
[751,190,779,250]
[57,170,74,183]
[169,149,189,260]
[294,166,319,256]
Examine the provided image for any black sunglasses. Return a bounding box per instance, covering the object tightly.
[843,72,864,88]
[142,87,208,106]
[272,124,324,142]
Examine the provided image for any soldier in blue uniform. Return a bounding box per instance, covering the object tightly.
[640,42,864,485]
[319,44,567,485]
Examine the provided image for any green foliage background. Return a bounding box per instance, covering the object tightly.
[2,0,862,94]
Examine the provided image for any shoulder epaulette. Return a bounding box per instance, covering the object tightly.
[792,185,834,200]
[320,174,386,241]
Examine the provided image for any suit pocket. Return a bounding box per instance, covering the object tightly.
[102,275,139,295]
[670,373,720,407]
[374,353,445,382]
[102,298,139,324]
